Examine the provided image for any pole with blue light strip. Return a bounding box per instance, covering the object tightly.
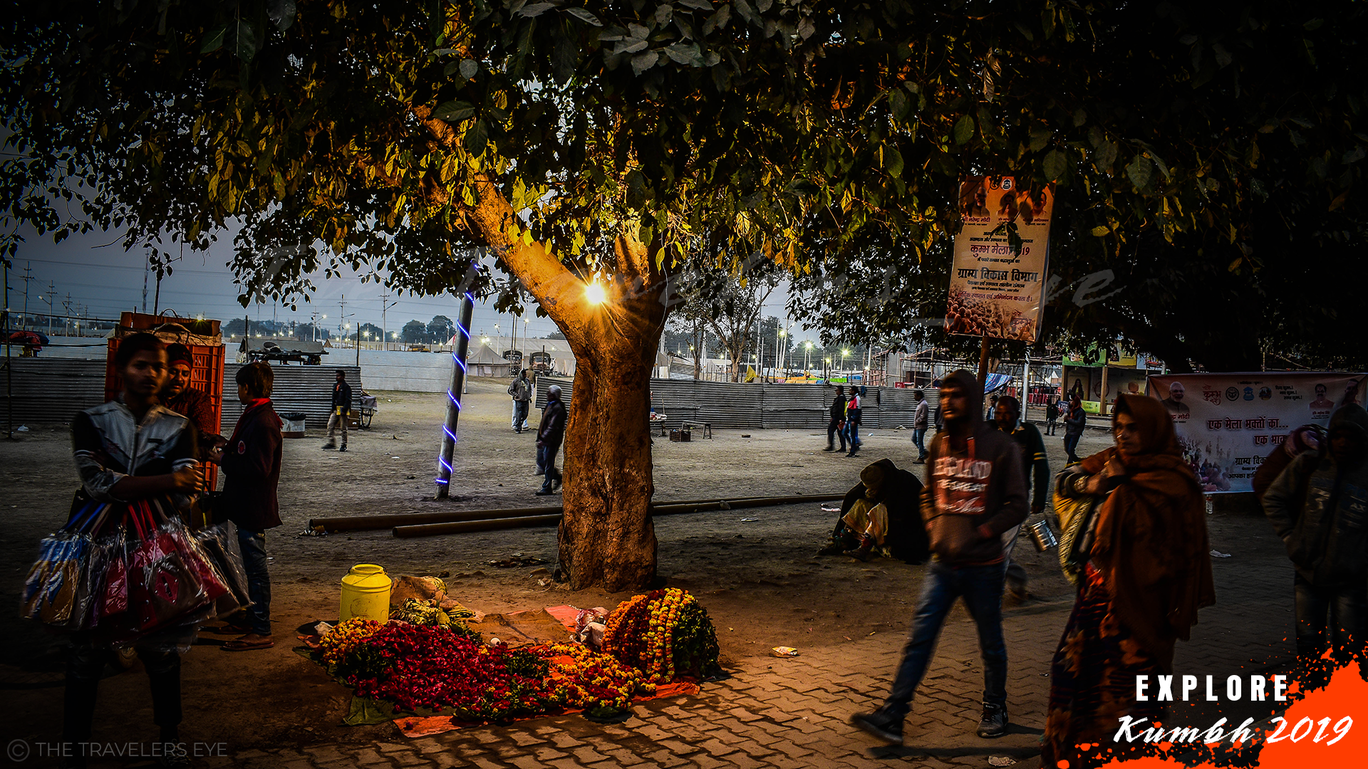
[435,290,476,498]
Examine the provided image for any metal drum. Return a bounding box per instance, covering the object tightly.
[1028,519,1058,552]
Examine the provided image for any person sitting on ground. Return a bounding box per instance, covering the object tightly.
[818,459,928,563]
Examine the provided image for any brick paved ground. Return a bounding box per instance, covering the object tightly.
[206,516,1299,769]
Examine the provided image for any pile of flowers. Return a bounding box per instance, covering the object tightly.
[318,622,659,721]
[601,588,720,683]
[320,618,383,665]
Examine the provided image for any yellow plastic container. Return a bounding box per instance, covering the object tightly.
[339,564,392,622]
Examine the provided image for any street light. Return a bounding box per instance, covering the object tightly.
[804,341,813,373]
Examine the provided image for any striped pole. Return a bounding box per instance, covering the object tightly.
[435,290,476,497]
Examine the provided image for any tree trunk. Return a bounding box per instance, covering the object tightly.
[557,323,659,590]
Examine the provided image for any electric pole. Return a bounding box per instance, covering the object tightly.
[380,291,398,351]
[42,282,55,337]
[63,293,74,337]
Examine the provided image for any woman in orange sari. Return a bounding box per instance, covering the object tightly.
[1042,394,1216,767]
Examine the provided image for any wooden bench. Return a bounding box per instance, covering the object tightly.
[680,420,712,439]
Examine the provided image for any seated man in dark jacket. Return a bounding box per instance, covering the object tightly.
[212,362,283,651]
[817,459,929,563]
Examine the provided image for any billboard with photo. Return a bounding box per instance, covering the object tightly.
[1146,373,1365,493]
[945,176,1054,342]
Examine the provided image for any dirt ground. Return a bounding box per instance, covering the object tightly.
[0,379,1262,759]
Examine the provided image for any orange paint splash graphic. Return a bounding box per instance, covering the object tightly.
[1051,661,1368,769]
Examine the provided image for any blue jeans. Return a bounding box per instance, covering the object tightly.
[538,442,562,491]
[883,559,1008,717]
[1063,432,1081,461]
[846,421,860,450]
[912,428,927,459]
[237,529,271,636]
[512,400,530,430]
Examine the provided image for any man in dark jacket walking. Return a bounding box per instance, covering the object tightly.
[852,370,1028,745]
[1264,404,1368,681]
[323,369,352,451]
[912,390,929,464]
[825,386,848,453]
[213,362,283,651]
[535,385,567,496]
[1063,394,1086,464]
[1044,397,1059,436]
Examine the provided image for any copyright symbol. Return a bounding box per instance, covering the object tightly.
[7,739,29,762]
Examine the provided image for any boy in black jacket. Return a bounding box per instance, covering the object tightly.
[213,362,283,651]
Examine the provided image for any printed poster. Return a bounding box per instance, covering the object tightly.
[945,176,1054,342]
[1147,373,1365,494]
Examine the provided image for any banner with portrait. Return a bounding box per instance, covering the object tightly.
[1146,373,1365,494]
[945,176,1054,342]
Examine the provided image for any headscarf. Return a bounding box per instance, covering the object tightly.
[1080,394,1215,672]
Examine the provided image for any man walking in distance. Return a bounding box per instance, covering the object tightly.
[1044,397,1060,436]
[1264,403,1368,686]
[993,395,1049,601]
[1063,394,1087,464]
[323,370,352,451]
[845,386,863,458]
[851,370,1028,744]
[508,368,533,433]
[212,362,283,652]
[825,385,848,453]
[912,390,930,464]
[535,385,567,496]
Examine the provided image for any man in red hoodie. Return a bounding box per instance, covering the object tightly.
[212,362,282,652]
[851,370,1028,744]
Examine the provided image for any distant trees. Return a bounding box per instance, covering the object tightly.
[400,320,429,345]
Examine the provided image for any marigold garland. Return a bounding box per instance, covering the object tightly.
[601,588,720,683]
[320,618,383,665]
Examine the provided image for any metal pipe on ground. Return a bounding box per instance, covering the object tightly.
[313,492,847,534]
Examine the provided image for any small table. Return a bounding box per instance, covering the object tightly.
[650,413,668,437]
[680,420,712,439]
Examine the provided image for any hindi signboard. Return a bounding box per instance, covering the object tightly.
[945,176,1054,342]
[1147,373,1365,494]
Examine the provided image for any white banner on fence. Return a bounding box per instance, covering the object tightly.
[1146,373,1365,494]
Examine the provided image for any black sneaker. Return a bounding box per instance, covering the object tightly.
[823,446,835,452]
[535,489,554,496]
[976,704,1008,738]
[850,710,903,744]
[339,444,347,452]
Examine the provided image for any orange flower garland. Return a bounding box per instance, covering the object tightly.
[320,618,383,665]
[601,588,719,684]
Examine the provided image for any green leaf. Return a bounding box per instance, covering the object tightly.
[233,22,259,63]
[678,0,714,10]
[464,120,488,154]
[885,147,904,179]
[631,51,658,76]
[665,42,705,67]
[1094,141,1118,170]
[1028,125,1052,152]
[953,115,975,145]
[565,8,602,26]
[268,0,297,32]
[1090,225,1110,237]
[516,2,556,17]
[888,88,910,121]
[625,169,647,209]
[1043,149,1067,181]
[459,59,478,79]
[200,24,227,53]
[432,101,476,122]
[1126,155,1152,189]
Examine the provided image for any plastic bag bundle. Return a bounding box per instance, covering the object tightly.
[20,530,89,625]
[192,520,252,616]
